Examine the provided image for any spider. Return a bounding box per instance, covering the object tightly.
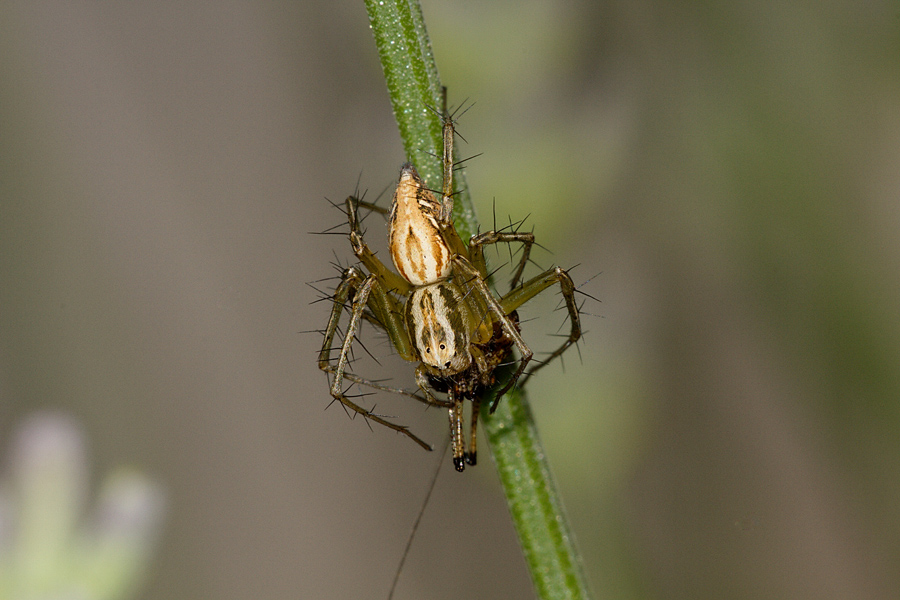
[318,102,581,471]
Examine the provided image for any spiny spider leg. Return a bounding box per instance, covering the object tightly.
[451,257,534,411]
[435,96,535,290]
[345,196,411,296]
[468,230,536,290]
[317,269,442,451]
[500,266,582,385]
[430,93,471,258]
[439,106,455,228]
[352,197,389,217]
[333,371,430,405]
[317,267,365,374]
[423,85,457,229]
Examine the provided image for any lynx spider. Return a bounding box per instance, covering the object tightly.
[318,96,581,471]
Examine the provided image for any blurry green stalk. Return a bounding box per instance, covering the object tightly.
[364,2,594,598]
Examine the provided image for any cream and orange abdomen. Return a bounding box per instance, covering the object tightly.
[388,164,452,286]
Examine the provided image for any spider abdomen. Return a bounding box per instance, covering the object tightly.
[389,164,452,286]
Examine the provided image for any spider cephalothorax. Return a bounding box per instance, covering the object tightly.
[318,100,581,471]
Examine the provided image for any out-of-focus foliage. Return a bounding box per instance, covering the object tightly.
[0,413,165,600]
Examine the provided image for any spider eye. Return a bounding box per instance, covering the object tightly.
[425,347,430,354]
[439,344,446,350]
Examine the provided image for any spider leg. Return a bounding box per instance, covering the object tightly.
[317,266,365,374]
[468,230,536,290]
[317,269,431,451]
[451,257,533,412]
[353,197,389,217]
[449,391,466,472]
[466,395,481,467]
[412,366,455,409]
[500,266,582,384]
[410,365,471,468]
[427,94,470,257]
[333,371,429,403]
[345,195,412,295]
[439,101,455,229]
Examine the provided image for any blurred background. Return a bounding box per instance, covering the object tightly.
[1,1,899,599]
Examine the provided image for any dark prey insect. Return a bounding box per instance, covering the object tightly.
[317,98,581,471]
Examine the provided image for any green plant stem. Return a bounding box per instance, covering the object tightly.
[485,387,593,599]
[364,0,476,241]
[365,2,594,599]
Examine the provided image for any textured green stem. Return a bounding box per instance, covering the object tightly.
[484,387,593,599]
[364,0,476,241]
[365,2,594,599]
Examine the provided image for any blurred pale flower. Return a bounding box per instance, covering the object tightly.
[0,412,165,600]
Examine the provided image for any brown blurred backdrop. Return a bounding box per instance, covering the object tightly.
[2,2,899,599]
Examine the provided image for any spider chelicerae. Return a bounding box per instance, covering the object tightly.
[317,100,581,471]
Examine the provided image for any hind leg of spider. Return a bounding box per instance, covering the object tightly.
[317,268,431,450]
[451,257,534,410]
[318,269,422,400]
[468,230,536,290]
[500,266,582,386]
